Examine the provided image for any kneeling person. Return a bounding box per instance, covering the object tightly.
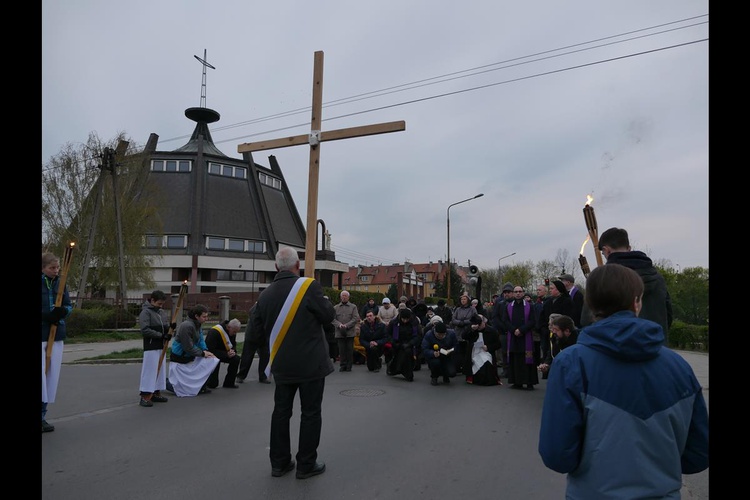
[167,304,219,397]
[205,318,242,389]
[421,321,458,385]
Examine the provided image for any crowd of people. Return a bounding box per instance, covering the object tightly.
[42,228,707,494]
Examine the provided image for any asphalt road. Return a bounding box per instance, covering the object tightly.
[41,341,709,499]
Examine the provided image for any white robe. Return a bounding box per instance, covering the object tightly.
[42,341,64,403]
[168,357,220,397]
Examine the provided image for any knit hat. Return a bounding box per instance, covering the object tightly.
[399,308,412,319]
[559,274,575,284]
[502,282,514,292]
[382,297,391,304]
[430,315,443,325]
[552,280,567,295]
[435,322,447,333]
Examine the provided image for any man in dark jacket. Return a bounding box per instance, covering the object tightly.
[590,227,673,342]
[237,304,271,384]
[252,246,335,480]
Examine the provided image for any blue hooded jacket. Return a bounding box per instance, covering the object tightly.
[538,310,708,499]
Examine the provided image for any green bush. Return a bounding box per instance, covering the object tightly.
[322,288,386,311]
[668,320,709,352]
[65,308,111,337]
[101,308,137,329]
[80,300,116,311]
[127,302,142,317]
[231,310,249,324]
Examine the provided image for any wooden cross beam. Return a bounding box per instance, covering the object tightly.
[238,51,406,278]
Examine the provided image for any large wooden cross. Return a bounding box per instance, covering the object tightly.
[238,51,406,278]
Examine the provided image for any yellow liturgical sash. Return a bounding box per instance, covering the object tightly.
[265,277,313,378]
[211,324,232,351]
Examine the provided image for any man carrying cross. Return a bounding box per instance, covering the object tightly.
[251,246,336,479]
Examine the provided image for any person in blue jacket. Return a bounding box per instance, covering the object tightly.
[42,252,73,433]
[538,263,708,499]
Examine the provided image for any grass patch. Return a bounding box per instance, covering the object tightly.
[67,331,141,344]
[73,337,245,361]
[86,348,144,360]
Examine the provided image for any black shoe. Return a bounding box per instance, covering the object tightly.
[430,378,438,386]
[525,385,535,390]
[206,384,218,389]
[271,460,296,477]
[199,386,212,394]
[223,384,240,389]
[236,376,245,383]
[296,461,326,479]
[405,377,414,382]
[259,379,271,384]
[42,420,55,433]
[511,384,523,390]
[443,376,450,384]
[139,398,154,407]
[151,394,168,403]
[339,366,346,372]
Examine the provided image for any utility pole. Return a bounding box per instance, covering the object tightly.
[104,141,130,307]
[75,164,106,308]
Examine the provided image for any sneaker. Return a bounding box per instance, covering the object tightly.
[430,378,438,386]
[42,420,55,433]
[139,398,154,407]
[151,395,168,403]
[465,376,473,384]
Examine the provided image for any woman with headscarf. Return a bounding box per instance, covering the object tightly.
[538,280,573,380]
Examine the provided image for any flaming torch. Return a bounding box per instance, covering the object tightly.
[158,280,188,375]
[46,242,76,373]
[578,236,591,278]
[582,195,604,267]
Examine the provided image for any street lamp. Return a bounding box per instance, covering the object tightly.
[497,252,516,269]
[446,193,484,305]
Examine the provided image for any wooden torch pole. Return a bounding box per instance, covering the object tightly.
[157,281,188,376]
[46,242,75,373]
[583,204,604,267]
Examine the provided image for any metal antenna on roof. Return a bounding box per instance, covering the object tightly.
[193,49,216,108]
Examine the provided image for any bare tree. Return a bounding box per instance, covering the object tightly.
[41,131,161,299]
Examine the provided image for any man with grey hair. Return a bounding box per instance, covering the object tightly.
[252,246,336,479]
[333,290,360,372]
[205,317,242,389]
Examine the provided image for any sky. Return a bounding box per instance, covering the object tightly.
[42,1,709,276]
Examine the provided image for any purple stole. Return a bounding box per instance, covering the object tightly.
[506,301,534,364]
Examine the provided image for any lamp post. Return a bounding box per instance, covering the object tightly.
[446,193,484,305]
[497,252,516,269]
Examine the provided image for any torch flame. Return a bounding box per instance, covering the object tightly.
[585,194,594,206]
[182,280,188,285]
[69,241,76,248]
[580,235,590,255]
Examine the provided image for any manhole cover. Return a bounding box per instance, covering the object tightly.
[340,388,385,397]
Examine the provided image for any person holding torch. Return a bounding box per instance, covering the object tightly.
[41,251,73,433]
[137,290,175,407]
